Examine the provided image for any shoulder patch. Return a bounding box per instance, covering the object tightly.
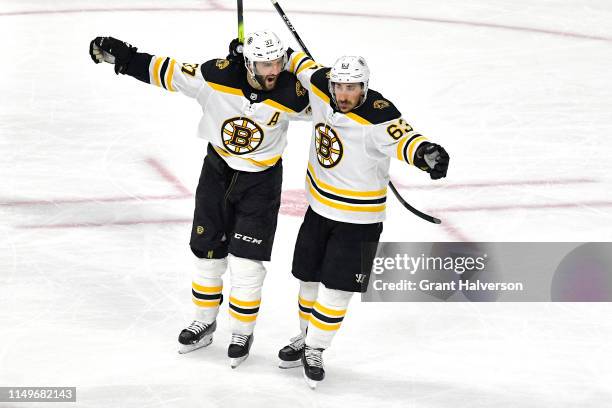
[352,89,401,124]
[215,59,230,70]
[296,80,306,97]
[373,99,391,109]
[200,58,244,88]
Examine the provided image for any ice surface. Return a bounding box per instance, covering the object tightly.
[1,1,611,407]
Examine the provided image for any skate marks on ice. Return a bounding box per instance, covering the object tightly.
[58,371,521,408]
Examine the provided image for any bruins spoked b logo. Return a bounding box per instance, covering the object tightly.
[221,117,264,155]
[315,123,343,168]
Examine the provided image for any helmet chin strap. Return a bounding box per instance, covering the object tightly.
[356,92,367,109]
[244,60,263,89]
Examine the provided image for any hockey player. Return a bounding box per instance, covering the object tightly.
[277,52,449,388]
[89,31,310,368]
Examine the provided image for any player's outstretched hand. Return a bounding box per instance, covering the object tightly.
[89,37,137,74]
[416,142,449,180]
[227,38,244,65]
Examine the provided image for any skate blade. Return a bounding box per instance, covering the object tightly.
[178,335,213,354]
[279,359,303,369]
[230,354,249,369]
[302,371,319,389]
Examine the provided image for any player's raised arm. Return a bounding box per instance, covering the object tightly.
[89,36,205,98]
[284,48,321,91]
[372,114,449,179]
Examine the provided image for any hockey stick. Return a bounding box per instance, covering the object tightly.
[269,0,313,58]
[237,0,245,43]
[269,0,442,224]
[388,181,441,224]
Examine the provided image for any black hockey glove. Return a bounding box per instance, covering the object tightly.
[89,37,137,74]
[226,38,244,65]
[414,142,449,180]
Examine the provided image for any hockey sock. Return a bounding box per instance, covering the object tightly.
[228,255,267,335]
[298,280,319,333]
[306,284,353,349]
[192,257,227,324]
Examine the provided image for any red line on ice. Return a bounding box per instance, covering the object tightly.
[0,7,213,17]
[144,157,191,195]
[1,157,191,207]
[17,218,192,229]
[391,177,597,191]
[440,218,472,242]
[279,189,308,218]
[0,193,189,207]
[433,201,612,213]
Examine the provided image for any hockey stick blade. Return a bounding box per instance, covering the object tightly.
[388,182,441,224]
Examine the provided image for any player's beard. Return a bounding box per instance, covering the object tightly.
[256,74,278,91]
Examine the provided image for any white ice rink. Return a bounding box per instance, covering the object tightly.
[1,0,612,406]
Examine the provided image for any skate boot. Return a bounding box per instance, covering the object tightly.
[178,320,217,354]
[278,332,305,369]
[228,333,254,368]
[302,345,325,389]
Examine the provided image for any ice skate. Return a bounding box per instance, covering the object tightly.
[278,332,305,369]
[177,320,216,354]
[228,333,254,368]
[302,345,325,389]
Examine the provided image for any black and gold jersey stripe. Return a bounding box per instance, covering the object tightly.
[123,52,309,114]
[398,134,428,165]
[201,58,310,113]
[306,169,386,205]
[306,163,387,213]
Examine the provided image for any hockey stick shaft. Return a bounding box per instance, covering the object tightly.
[269,0,441,225]
[237,0,244,43]
[269,0,314,59]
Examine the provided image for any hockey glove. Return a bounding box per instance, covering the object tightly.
[89,37,137,75]
[227,38,245,65]
[414,142,449,180]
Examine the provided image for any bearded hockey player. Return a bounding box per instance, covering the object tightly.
[89,31,310,368]
[278,53,450,388]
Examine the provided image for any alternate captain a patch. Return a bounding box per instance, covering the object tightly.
[221,117,264,155]
[314,123,343,168]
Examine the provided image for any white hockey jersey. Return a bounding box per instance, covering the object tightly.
[125,53,310,172]
[287,51,430,224]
